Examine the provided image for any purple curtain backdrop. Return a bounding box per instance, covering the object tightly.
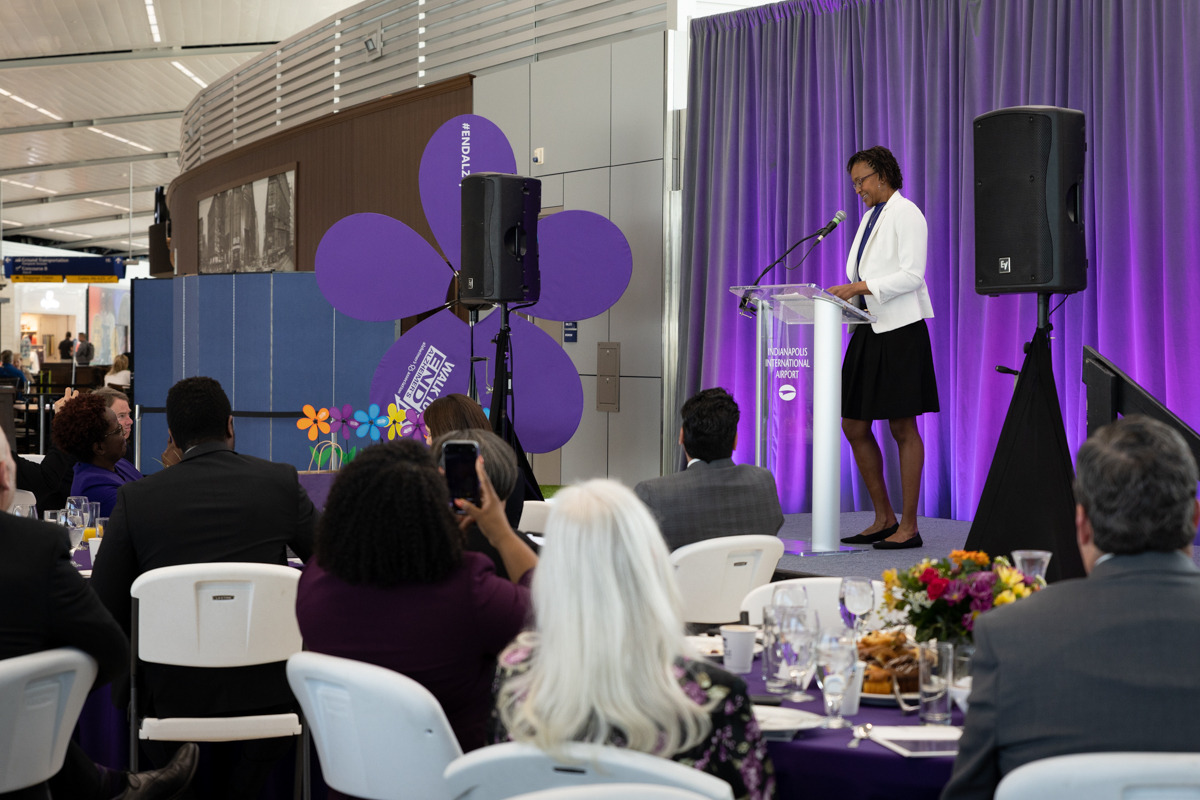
[679,0,1200,519]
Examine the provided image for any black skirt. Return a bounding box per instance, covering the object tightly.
[842,319,939,420]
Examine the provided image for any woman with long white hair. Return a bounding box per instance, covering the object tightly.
[491,479,774,799]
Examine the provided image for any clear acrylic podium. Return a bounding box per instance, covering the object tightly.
[729,284,876,553]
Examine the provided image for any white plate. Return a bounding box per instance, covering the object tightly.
[860,690,920,706]
[686,635,765,658]
[753,706,824,734]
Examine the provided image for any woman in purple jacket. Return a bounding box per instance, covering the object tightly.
[296,439,536,768]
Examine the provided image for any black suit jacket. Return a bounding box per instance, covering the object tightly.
[943,550,1200,800]
[90,441,317,717]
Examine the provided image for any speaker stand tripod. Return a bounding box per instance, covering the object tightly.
[483,302,545,502]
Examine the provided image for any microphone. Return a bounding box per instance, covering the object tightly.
[738,210,846,318]
[814,210,846,242]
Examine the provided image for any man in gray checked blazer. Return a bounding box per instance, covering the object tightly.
[943,415,1200,800]
[635,388,784,551]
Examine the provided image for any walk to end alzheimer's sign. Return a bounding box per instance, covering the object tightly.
[3,256,125,283]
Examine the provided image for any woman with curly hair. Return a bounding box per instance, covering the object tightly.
[491,479,774,800]
[295,439,536,770]
[51,391,142,516]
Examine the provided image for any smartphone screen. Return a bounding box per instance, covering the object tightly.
[441,440,481,511]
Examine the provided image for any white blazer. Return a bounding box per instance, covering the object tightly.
[844,191,934,333]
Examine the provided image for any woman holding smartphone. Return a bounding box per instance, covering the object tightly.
[295,439,536,772]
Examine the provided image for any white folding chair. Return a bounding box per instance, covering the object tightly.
[287,651,463,800]
[739,576,886,626]
[129,562,309,798]
[443,742,734,800]
[0,647,98,794]
[995,752,1200,800]
[7,488,37,513]
[669,535,784,625]
[507,784,717,800]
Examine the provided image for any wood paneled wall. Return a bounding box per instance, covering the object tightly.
[166,76,473,276]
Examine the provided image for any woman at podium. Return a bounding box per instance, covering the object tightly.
[827,146,938,549]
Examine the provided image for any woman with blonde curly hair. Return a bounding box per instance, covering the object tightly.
[491,479,774,800]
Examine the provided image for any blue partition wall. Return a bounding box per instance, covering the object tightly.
[132,273,397,474]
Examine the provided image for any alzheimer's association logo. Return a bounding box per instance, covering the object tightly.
[397,343,456,410]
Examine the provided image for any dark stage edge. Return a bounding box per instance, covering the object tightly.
[774,511,972,579]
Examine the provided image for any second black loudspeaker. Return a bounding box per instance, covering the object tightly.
[974,106,1086,296]
[460,173,541,305]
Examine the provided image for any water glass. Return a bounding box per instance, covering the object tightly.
[839,577,875,631]
[777,606,818,702]
[1011,550,1053,582]
[66,496,91,526]
[761,606,791,693]
[772,582,809,609]
[816,633,857,728]
[949,648,974,714]
[11,504,37,518]
[918,641,954,725]
[44,509,63,525]
[96,517,109,538]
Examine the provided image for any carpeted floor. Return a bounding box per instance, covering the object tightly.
[774,511,973,579]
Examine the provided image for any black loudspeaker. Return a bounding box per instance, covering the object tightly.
[974,106,1087,296]
[460,173,541,306]
[148,222,171,274]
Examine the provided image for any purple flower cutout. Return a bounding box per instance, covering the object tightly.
[315,114,633,451]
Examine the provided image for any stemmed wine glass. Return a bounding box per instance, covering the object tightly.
[773,583,809,610]
[816,631,857,728]
[777,606,818,702]
[839,577,875,633]
[62,507,87,557]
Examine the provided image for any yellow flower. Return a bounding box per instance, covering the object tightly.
[994,589,1016,606]
[995,565,1022,587]
[1013,583,1031,598]
[385,403,407,440]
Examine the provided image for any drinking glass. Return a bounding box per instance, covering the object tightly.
[816,632,857,728]
[66,496,92,526]
[772,583,809,609]
[761,605,790,693]
[11,504,37,518]
[1011,550,1053,582]
[44,509,63,525]
[839,577,874,632]
[63,508,87,556]
[949,648,973,714]
[918,641,954,725]
[777,606,818,702]
[96,517,109,538]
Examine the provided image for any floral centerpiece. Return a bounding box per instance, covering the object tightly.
[881,550,1045,642]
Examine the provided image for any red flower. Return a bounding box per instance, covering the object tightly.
[919,567,940,584]
[927,577,951,601]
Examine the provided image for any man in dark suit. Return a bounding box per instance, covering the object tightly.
[635,388,784,551]
[943,415,1200,800]
[91,376,316,798]
[0,428,197,800]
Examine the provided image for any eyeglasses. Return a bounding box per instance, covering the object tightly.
[103,428,123,439]
[852,171,878,190]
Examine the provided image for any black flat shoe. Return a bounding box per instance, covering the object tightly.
[873,532,923,550]
[840,522,899,544]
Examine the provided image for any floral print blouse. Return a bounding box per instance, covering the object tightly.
[490,650,775,800]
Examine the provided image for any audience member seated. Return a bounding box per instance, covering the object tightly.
[943,415,1200,800]
[296,439,535,772]
[91,376,317,799]
[635,388,784,550]
[424,393,534,527]
[490,479,774,800]
[104,354,132,387]
[51,392,142,517]
[0,426,199,800]
[431,429,540,578]
[0,349,26,398]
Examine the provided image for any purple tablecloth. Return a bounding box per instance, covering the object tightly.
[741,657,960,800]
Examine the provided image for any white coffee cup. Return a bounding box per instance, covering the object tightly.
[719,624,757,674]
[88,536,103,560]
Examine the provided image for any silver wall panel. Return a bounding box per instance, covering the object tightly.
[607,376,665,487]
[529,47,611,177]
[611,34,666,164]
[560,377,609,484]
[609,160,664,379]
[473,65,532,177]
